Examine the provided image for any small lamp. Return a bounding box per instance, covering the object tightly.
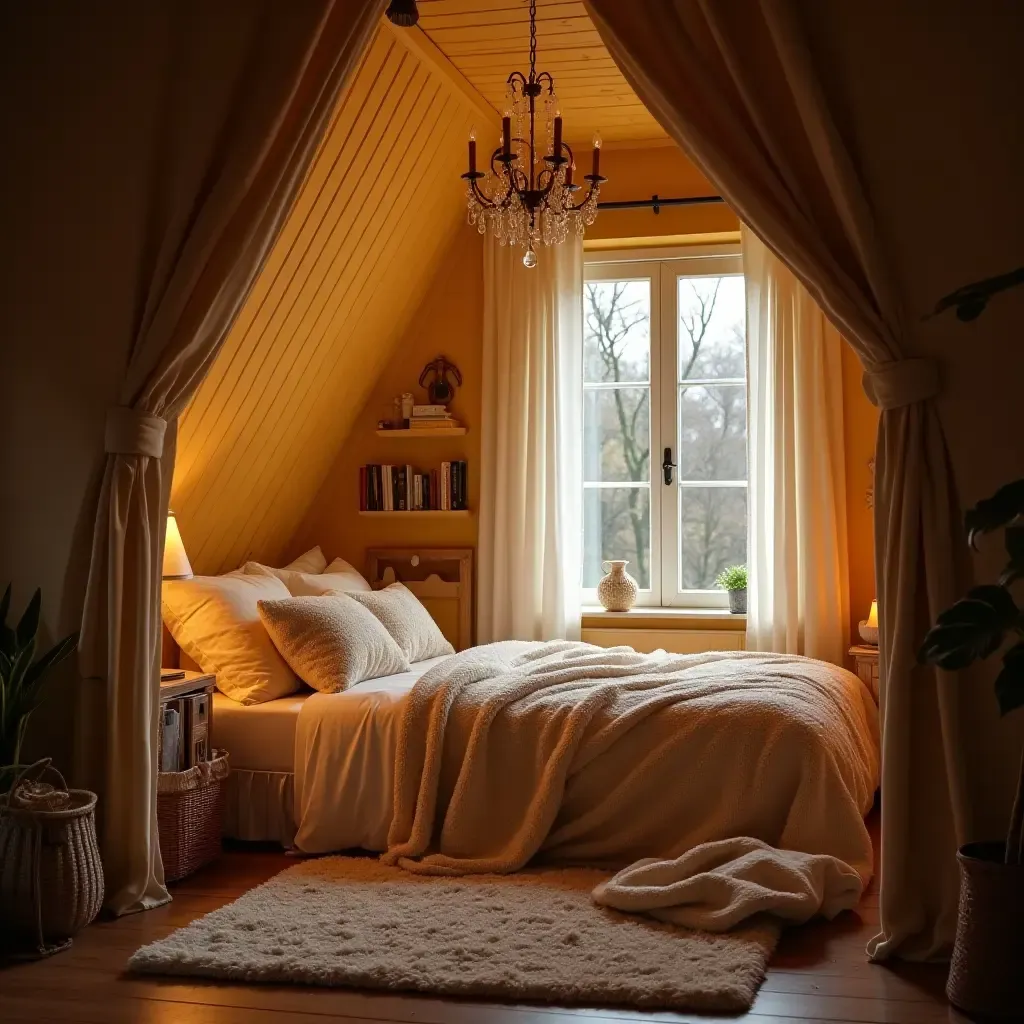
[858,599,878,646]
[161,512,192,682]
[163,511,193,581]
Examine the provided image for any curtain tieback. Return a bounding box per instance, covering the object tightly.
[862,358,939,410]
[104,407,166,458]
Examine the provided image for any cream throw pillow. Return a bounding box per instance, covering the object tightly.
[162,571,299,705]
[351,583,455,663]
[258,594,409,692]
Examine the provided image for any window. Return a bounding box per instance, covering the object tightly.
[582,248,746,607]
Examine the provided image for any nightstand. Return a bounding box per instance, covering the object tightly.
[159,670,215,771]
[849,645,879,702]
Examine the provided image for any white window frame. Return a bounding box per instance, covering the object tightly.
[583,244,745,609]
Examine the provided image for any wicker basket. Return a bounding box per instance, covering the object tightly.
[157,750,229,883]
[947,841,1024,1017]
[0,759,104,958]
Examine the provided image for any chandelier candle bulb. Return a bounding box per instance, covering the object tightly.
[502,116,511,158]
[468,129,476,174]
[565,161,574,187]
[592,133,602,178]
[552,115,562,156]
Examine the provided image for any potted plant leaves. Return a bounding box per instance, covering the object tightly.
[0,585,78,791]
[715,564,747,614]
[919,480,1024,1017]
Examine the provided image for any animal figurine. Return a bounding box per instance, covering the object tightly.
[419,355,462,406]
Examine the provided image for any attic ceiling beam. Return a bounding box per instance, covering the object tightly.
[383,21,500,131]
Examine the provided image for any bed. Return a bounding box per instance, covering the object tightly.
[165,548,879,881]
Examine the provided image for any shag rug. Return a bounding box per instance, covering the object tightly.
[130,857,779,1012]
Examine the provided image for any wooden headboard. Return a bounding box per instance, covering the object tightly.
[366,548,474,651]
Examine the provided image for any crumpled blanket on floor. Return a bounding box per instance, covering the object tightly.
[381,641,878,927]
[592,836,864,930]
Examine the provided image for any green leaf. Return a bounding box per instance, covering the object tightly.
[24,632,78,687]
[995,643,1024,716]
[15,589,40,650]
[919,585,1020,670]
[965,479,1024,549]
[999,525,1024,586]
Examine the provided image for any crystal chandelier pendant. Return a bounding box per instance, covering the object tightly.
[459,0,606,268]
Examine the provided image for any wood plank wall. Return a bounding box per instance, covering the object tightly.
[170,27,480,574]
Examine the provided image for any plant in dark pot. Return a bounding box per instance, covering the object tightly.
[920,481,1024,1015]
[0,585,78,791]
[715,564,747,614]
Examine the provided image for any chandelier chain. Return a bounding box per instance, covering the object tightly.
[529,0,537,80]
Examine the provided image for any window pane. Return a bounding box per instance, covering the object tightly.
[678,385,746,480]
[583,387,650,483]
[677,275,745,381]
[678,487,747,590]
[584,280,651,383]
[583,487,652,589]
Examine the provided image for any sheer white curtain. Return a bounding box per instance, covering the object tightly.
[478,236,584,643]
[744,226,850,664]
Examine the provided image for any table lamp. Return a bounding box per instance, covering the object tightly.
[163,510,193,581]
[858,599,878,646]
[161,511,192,681]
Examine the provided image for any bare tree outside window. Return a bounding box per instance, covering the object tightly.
[581,263,747,602]
[583,280,652,587]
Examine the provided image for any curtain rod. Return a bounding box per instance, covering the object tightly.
[597,194,724,214]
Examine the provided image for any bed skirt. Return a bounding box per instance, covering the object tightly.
[223,769,296,847]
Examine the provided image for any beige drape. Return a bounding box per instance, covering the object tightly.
[585,0,961,959]
[77,0,385,916]
[743,226,849,664]
[478,236,584,643]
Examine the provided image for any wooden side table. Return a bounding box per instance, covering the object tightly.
[849,645,879,703]
[159,670,215,771]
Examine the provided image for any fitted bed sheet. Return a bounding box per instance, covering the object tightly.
[211,656,454,845]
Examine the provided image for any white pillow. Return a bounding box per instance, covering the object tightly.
[258,594,409,692]
[283,547,328,573]
[162,571,299,705]
[322,556,372,593]
[350,582,455,663]
[244,561,371,597]
[242,546,328,582]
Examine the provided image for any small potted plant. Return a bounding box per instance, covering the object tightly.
[715,564,747,614]
[919,479,1024,1017]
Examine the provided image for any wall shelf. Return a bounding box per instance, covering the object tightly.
[376,427,467,438]
[359,510,471,518]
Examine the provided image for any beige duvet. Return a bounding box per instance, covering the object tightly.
[382,641,880,885]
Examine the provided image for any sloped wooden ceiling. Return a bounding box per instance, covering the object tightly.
[171,23,487,574]
[417,0,668,145]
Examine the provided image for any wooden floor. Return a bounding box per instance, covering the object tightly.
[1,812,960,1024]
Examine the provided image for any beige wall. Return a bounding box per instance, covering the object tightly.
[295,229,485,571]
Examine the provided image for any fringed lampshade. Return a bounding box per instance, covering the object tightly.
[386,0,419,27]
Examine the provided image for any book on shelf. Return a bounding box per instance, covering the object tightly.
[360,459,468,512]
[412,404,449,417]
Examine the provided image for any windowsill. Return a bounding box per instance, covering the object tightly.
[581,606,746,632]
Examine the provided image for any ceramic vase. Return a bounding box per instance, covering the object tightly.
[596,560,638,612]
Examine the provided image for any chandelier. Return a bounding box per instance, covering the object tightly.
[461,0,606,268]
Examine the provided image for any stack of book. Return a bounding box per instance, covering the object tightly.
[360,461,468,511]
[409,404,462,430]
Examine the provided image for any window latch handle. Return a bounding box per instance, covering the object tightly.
[662,447,676,486]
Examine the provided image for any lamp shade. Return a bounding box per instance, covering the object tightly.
[163,511,193,580]
[866,599,878,629]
